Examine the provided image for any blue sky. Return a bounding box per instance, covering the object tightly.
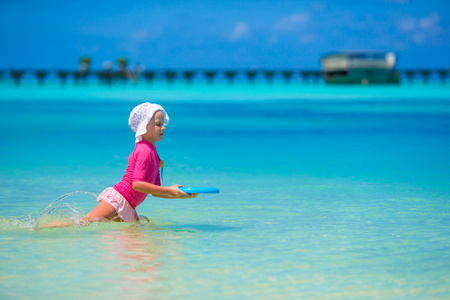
[1,0,449,70]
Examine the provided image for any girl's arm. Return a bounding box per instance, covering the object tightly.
[132,181,197,198]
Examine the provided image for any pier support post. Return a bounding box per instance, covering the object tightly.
[224,71,237,84]
[204,71,217,85]
[263,70,275,84]
[164,70,177,85]
[98,71,113,85]
[301,71,311,84]
[143,71,156,84]
[312,71,322,83]
[35,71,48,86]
[183,71,196,84]
[10,70,25,86]
[437,70,448,85]
[420,70,432,84]
[245,70,258,84]
[57,71,69,85]
[74,72,89,85]
[282,70,293,84]
[404,70,415,84]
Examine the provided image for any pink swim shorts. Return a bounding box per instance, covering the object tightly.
[97,187,139,222]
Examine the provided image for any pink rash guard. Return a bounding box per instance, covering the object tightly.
[113,140,161,209]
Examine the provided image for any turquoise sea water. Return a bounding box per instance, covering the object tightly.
[1,81,450,299]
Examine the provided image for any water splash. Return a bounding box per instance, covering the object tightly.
[27,191,97,229]
[0,215,31,230]
[0,192,154,230]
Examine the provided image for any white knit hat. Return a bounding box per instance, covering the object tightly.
[128,102,169,143]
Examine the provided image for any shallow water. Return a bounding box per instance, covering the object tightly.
[1,81,450,299]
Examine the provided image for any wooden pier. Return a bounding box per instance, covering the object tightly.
[1,68,448,86]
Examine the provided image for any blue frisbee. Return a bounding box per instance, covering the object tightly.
[179,187,220,194]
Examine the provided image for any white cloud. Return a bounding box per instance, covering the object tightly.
[300,33,316,44]
[419,12,440,30]
[275,12,310,32]
[398,12,441,33]
[227,22,250,41]
[397,12,442,45]
[130,30,149,42]
[270,12,315,45]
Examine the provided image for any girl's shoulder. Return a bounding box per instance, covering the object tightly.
[134,141,157,155]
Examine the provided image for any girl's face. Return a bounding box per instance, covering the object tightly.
[142,111,165,145]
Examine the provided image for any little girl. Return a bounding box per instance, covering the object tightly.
[81,102,197,223]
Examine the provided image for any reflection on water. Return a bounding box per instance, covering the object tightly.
[98,224,187,296]
[101,227,162,283]
[95,221,243,296]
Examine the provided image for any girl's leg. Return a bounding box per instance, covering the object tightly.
[81,201,119,222]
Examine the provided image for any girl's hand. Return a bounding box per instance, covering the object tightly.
[183,193,199,199]
[167,185,198,199]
